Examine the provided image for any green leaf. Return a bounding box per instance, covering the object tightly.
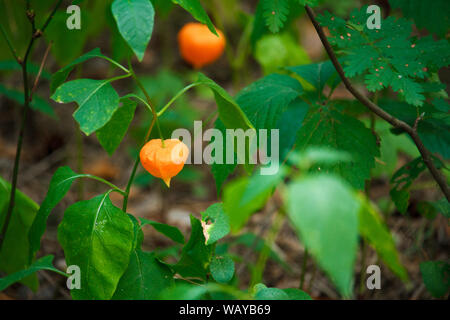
[0,255,66,291]
[223,169,285,233]
[210,255,235,283]
[28,166,79,261]
[0,83,56,118]
[295,106,379,189]
[0,177,39,291]
[201,203,230,245]
[287,60,340,92]
[390,157,443,214]
[287,175,359,297]
[420,261,450,298]
[282,288,312,300]
[390,0,450,38]
[253,283,289,300]
[51,48,108,94]
[262,0,290,33]
[196,73,254,131]
[430,198,450,218]
[52,79,120,135]
[113,250,174,299]
[140,218,185,244]
[96,98,137,155]
[0,60,51,79]
[358,196,408,280]
[58,193,134,299]
[171,0,217,36]
[173,215,214,280]
[111,0,155,61]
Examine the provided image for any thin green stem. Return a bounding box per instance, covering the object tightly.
[122,93,153,114]
[299,249,309,290]
[250,210,285,287]
[0,0,63,252]
[101,56,130,74]
[107,73,132,83]
[71,174,126,196]
[157,83,199,117]
[0,23,19,62]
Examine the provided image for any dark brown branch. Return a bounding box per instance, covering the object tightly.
[304,5,449,202]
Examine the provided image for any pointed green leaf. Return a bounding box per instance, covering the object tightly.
[171,0,217,35]
[287,175,359,297]
[111,0,155,61]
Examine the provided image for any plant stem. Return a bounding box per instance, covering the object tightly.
[299,249,309,290]
[157,83,199,117]
[250,210,285,287]
[0,0,63,252]
[304,5,450,202]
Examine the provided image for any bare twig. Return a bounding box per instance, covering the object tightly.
[304,5,449,202]
[30,41,53,101]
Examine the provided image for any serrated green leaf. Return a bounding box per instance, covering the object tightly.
[262,0,290,33]
[58,193,134,299]
[96,98,137,155]
[111,0,155,61]
[201,203,230,245]
[52,79,120,135]
[140,218,185,244]
[287,175,359,297]
[210,255,235,283]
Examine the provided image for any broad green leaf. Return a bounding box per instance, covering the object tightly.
[223,169,285,234]
[201,203,230,245]
[0,177,39,291]
[210,255,235,283]
[140,218,185,244]
[390,0,450,38]
[287,60,340,92]
[52,79,120,135]
[58,193,134,300]
[96,98,137,155]
[358,196,408,280]
[29,166,79,261]
[282,288,312,300]
[129,214,144,249]
[253,283,289,300]
[0,84,56,118]
[173,215,214,280]
[295,106,379,189]
[160,283,249,300]
[171,0,217,36]
[111,0,155,61]
[420,261,450,298]
[287,175,359,297]
[0,255,66,291]
[113,250,174,299]
[51,48,108,94]
[196,73,254,131]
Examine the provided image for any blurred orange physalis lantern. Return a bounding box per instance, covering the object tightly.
[139,139,189,187]
[177,22,226,69]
